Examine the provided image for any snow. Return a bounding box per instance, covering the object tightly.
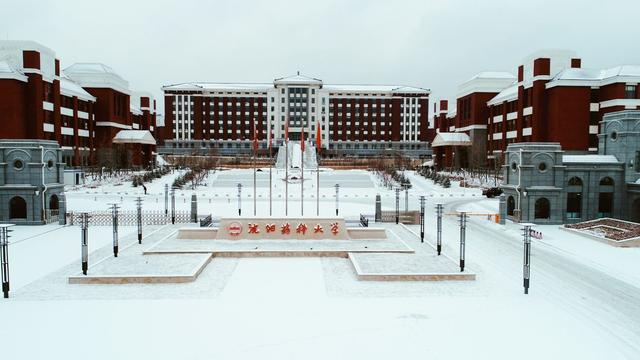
[64,62,120,75]
[324,84,430,93]
[562,154,619,163]
[431,132,472,147]
[60,73,96,101]
[273,73,323,85]
[487,83,518,105]
[2,169,640,359]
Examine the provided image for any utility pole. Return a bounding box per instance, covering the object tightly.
[395,188,400,224]
[334,183,340,216]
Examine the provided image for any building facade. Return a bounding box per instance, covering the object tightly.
[0,140,66,225]
[501,110,640,224]
[433,50,640,169]
[0,41,97,167]
[0,41,158,168]
[160,74,431,158]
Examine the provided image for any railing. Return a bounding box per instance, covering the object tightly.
[45,209,60,224]
[67,210,191,226]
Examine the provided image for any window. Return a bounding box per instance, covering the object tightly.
[538,162,547,172]
[625,85,636,99]
[599,177,614,186]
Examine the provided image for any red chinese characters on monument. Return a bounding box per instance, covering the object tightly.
[248,223,260,234]
[330,222,339,235]
[266,224,276,233]
[296,223,308,235]
[280,222,291,235]
[313,224,323,234]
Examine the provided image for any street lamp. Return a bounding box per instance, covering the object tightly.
[335,183,340,216]
[237,183,242,216]
[521,223,534,294]
[0,224,14,298]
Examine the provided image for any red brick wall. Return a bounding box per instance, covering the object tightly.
[546,86,591,150]
[0,80,29,138]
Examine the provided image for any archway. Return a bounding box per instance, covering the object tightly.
[507,196,515,216]
[535,198,550,219]
[9,196,27,219]
[49,194,59,210]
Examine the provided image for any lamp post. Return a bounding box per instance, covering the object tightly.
[436,203,443,255]
[0,224,14,298]
[164,183,168,216]
[237,183,242,216]
[521,223,534,294]
[405,186,409,212]
[334,183,340,216]
[80,213,89,275]
[458,211,467,272]
[171,187,176,224]
[419,196,425,243]
[135,196,143,244]
[109,203,120,257]
[395,188,400,224]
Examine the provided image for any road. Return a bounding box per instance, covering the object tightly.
[441,198,640,357]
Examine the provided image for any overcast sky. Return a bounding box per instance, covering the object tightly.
[3,0,640,117]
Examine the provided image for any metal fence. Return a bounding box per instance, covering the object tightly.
[67,210,192,226]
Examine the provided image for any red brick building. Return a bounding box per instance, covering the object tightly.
[433,50,640,169]
[0,41,158,168]
[0,41,96,166]
[161,74,431,158]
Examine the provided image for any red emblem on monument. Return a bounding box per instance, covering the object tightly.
[227,222,243,236]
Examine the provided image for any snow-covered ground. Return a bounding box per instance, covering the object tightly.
[1,169,639,359]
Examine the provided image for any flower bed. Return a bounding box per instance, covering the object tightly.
[565,218,640,241]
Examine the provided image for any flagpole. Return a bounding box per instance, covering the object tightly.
[285,121,289,217]
[301,132,304,216]
[316,145,320,216]
[269,134,272,216]
[253,119,256,216]
[316,124,321,216]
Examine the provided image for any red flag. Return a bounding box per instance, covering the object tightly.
[301,130,305,152]
[315,125,321,153]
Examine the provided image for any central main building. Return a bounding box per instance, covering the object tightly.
[160,74,431,158]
